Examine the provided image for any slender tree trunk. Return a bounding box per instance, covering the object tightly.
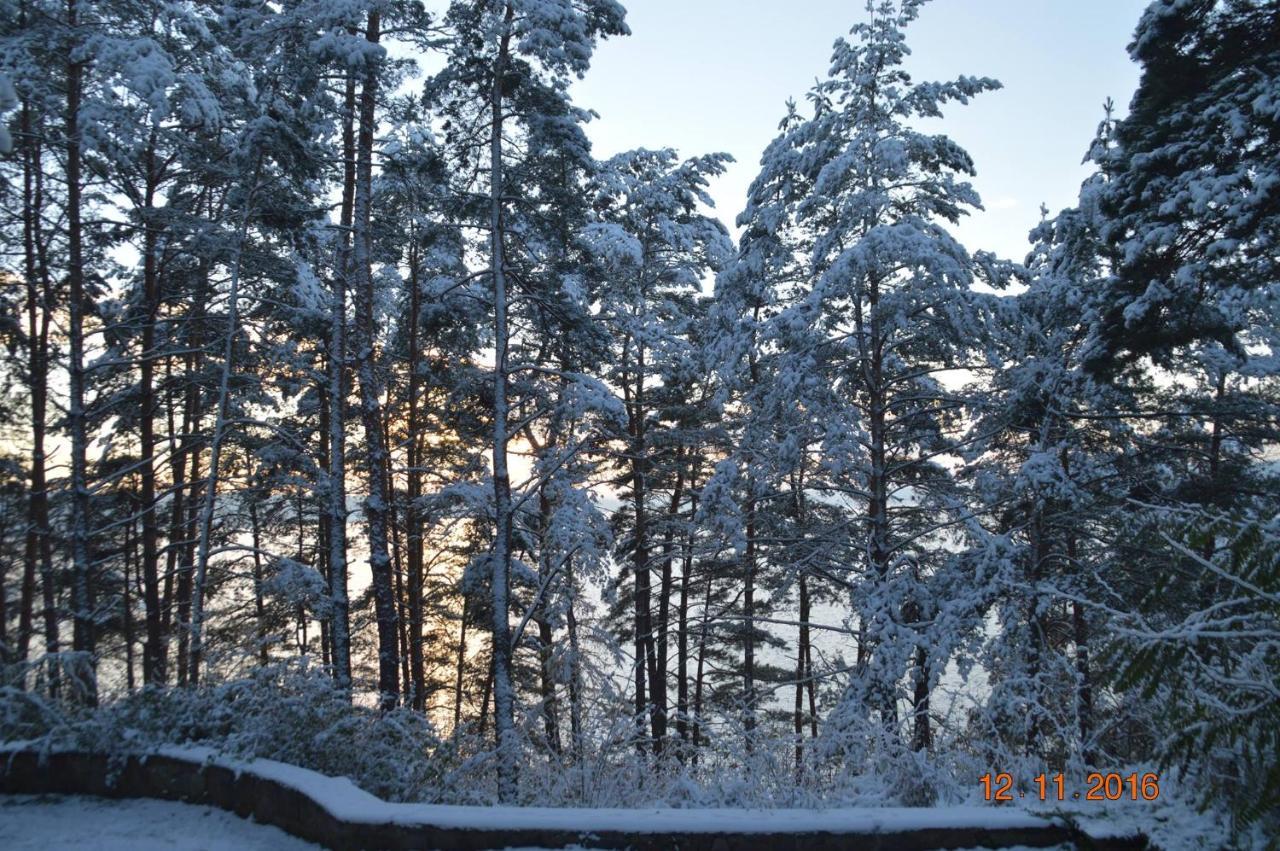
[864,278,895,732]
[453,601,468,731]
[176,438,201,684]
[488,1,519,802]
[1025,510,1048,755]
[249,500,269,665]
[743,321,762,748]
[566,571,585,765]
[655,456,683,747]
[123,513,136,690]
[537,616,561,754]
[478,645,495,740]
[795,571,811,778]
[0,522,8,669]
[1067,529,1093,763]
[743,489,757,750]
[317,382,332,670]
[807,636,818,740]
[692,554,714,760]
[163,322,200,645]
[629,343,662,752]
[294,488,310,656]
[325,67,356,696]
[350,9,399,710]
[296,489,311,658]
[675,492,695,750]
[13,12,32,678]
[910,632,932,753]
[405,248,426,711]
[1054,445,1094,764]
[189,156,261,685]
[139,136,167,685]
[385,423,409,693]
[66,0,97,705]
[18,88,57,693]
[535,486,562,754]
[391,493,411,700]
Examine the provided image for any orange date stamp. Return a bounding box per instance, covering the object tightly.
[980,772,1161,802]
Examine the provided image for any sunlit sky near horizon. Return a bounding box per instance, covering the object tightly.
[569,0,1151,263]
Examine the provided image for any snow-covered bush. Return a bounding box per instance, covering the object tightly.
[0,661,455,803]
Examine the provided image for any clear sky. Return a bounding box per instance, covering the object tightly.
[570,0,1151,262]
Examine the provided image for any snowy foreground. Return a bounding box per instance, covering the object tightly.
[0,794,320,850]
[0,795,1080,851]
[101,745,1088,835]
[2,743,1226,849]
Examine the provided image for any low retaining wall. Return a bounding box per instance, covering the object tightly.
[0,748,1149,851]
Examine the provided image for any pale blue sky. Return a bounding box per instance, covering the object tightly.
[571,0,1150,262]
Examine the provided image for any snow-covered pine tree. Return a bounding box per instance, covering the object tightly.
[71,0,250,689]
[1086,0,1280,377]
[63,0,97,703]
[1072,3,1280,825]
[962,135,1133,767]
[186,0,381,686]
[372,109,471,712]
[347,1,401,710]
[587,148,733,755]
[0,0,69,695]
[718,0,1001,797]
[428,0,628,800]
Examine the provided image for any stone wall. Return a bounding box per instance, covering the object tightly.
[0,749,1150,851]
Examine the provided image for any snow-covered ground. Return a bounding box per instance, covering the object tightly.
[0,795,1076,851]
[0,796,597,851]
[0,795,614,851]
[0,794,321,850]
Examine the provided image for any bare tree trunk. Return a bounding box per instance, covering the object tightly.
[18,83,58,694]
[163,321,201,648]
[478,646,495,741]
[453,600,468,731]
[628,342,662,753]
[795,571,811,778]
[863,276,896,733]
[123,512,136,690]
[488,1,519,802]
[249,500,269,665]
[909,633,932,753]
[390,478,411,699]
[655,455,684,749]
[138,134,167,685]
[384,418,410,693]
[807,636,818,740]
[743,489,757,750]
[189,149,261,685]
[1068,531,1093,763]
[742,320,762,748]
[405,247,426,711]
[317,383,332,670]
[294,492,310,657]
[1025,511,1047,755]
[176,439,201,684]
[325,67,357,696]
[66,0,97,705]
[537,615,561,755]
[0,518,8,669]
[566,570,585,765]
[692,552,714,761]
[675,490,696,751]
[534,485,562,754]
[350,8,399,710]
